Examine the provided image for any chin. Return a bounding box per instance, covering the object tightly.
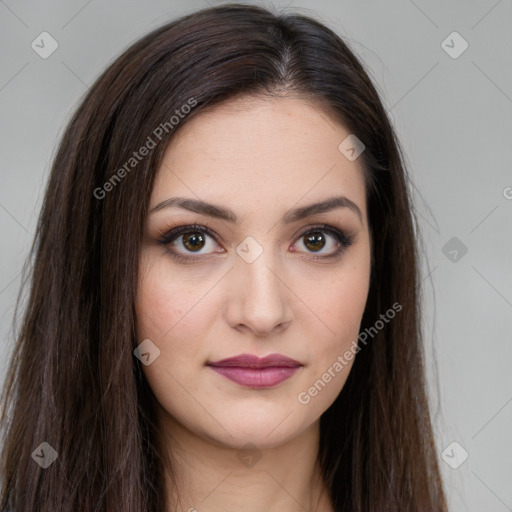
[202,412,313,450]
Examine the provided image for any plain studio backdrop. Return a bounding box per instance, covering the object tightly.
[0,1,511,511]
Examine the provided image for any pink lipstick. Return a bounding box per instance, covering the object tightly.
[207,353,302,388]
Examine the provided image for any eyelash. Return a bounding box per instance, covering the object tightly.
[156,223,354,264]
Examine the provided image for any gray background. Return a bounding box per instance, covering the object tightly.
[1,1,511,510]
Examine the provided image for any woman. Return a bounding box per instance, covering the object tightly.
[0,4,448,511]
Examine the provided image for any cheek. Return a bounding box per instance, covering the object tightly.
[135,253,211,363]
[300,248,370,384]
[308,250,370,343]
[325,269,369,341]
[294,270,369,413]
[135,260,209,411]
[137,281,186,341]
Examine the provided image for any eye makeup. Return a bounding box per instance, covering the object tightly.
[156,222,355,264]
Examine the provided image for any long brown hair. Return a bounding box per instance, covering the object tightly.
[0,4,447,511]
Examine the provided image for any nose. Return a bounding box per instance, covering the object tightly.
[225,245,293,337]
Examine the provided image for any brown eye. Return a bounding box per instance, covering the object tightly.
[182,232,206,252]
[157,224,221,262]
[303,231,326,252]
[158,223,353,264]
[293,225,353,259]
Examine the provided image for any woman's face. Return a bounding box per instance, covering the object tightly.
[136,95,371,449]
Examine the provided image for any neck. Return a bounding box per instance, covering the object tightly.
[155,407,333,512]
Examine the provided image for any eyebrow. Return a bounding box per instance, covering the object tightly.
[150,195,363,225]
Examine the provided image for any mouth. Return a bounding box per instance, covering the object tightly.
[206,353,303,388]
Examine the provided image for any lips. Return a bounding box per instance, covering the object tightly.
[207,353,302,388]
[208,353,302,368]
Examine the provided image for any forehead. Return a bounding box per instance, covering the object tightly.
[151,95,367,224]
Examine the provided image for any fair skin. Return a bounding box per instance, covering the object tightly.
[136,95,372,512]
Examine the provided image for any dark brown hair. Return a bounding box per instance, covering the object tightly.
[0,4,447,511]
